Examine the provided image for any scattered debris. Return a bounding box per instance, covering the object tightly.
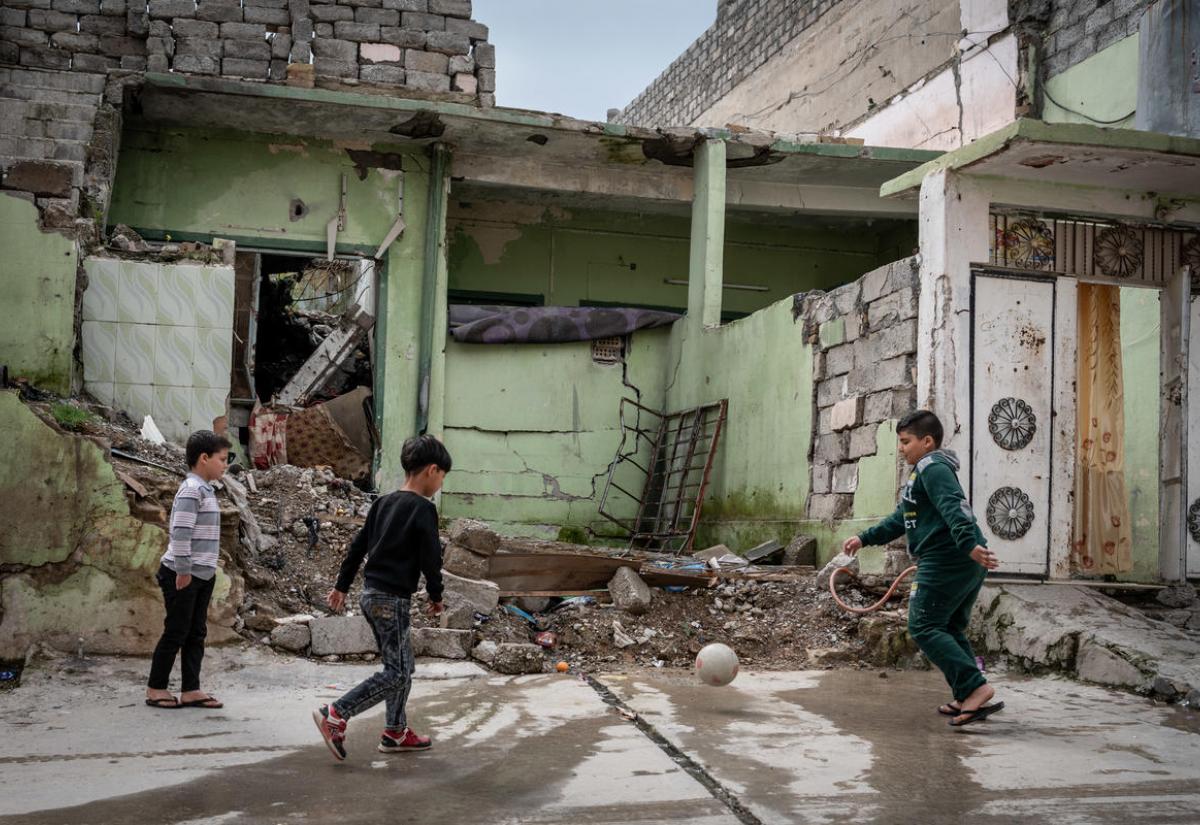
[609,566,653,615]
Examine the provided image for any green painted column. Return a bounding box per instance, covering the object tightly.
[687,139,726,334]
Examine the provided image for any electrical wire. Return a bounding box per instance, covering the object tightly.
[1041,85,1136,125]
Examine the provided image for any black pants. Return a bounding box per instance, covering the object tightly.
[147,563,215,692]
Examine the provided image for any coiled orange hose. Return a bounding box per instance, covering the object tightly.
[829,565,918,614]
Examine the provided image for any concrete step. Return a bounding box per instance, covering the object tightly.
[0,95,98,125]
[0,65,106,95]
[1,82,102,107]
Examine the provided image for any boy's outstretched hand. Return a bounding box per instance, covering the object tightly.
[970,546,1000,570]
[426,600,444,617]
[842,536,863,556]
[326,588,347,613]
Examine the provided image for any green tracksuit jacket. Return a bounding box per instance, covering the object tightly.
[858,449,987,587]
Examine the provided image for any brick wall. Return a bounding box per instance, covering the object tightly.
[616,0,841,129]
[0,0,495,102]
[797,257,919,525]
[1041,0,1152,78]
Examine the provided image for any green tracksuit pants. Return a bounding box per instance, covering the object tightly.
[907,566,988,702]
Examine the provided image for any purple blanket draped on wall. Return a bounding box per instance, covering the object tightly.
[448,305,681,344]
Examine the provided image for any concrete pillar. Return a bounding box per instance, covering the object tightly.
[1159,262,1191,582]
[687,139,726,334]
[915,169,989,489]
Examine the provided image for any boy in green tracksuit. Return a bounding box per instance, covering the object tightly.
[843,410,1003,727]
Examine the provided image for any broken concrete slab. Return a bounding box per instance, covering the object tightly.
[269,622,311,653]
[471,639,497,666]
[974,584,1200,699]
[439,600,477,630]
[744,540,784,565]
[782,533,817,566]
[609,566,652,615]
[442,570,500,615]
[411,627,472,659]
[447,517,501,554]
[491,642,544,674]
[442,543,489,579]
[309,615,376,656]
[1157,583,1198,608]
[816,551,858,591]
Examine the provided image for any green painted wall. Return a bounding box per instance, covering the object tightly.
[439,328,672,538]
[1044,35,1138,128]
[1120,286,1160,582]
[0,194,78,394]
[108,124,434,491]
[446,199,909,316]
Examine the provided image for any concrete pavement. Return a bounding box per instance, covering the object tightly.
[2,647,1199,824]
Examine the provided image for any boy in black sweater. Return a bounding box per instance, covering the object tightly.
[313,435,451,761]
[844,411,1003,727]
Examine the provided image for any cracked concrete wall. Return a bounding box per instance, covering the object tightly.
[0,391,240,658]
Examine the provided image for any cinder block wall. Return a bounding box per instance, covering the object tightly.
[0,0,495,102]
[1041,0,1152,79]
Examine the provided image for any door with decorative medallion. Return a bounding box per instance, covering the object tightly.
[970,271,1056,575]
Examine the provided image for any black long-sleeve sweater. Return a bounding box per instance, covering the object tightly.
[334,490,444,602]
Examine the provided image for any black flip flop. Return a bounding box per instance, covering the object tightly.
[948,701,1004,727]
[937,703,962,716]
[145,697,180,709]
[180,696,224,709]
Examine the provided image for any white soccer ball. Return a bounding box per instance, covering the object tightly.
[695,642,739,687]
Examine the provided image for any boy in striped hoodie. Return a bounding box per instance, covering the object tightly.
[145,430,231,710]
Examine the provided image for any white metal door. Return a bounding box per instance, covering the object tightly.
[971,273,1056,575]
[1187,294,1199,577]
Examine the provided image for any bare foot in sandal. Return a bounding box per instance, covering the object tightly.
[949,684,1003,727]
[145,689,179,709]
[180,691,224,708]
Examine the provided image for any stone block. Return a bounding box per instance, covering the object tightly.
[269,58,286,79]
[492,642,543,674]
[50,31,100,51]
[832,462,858,494]
[223,57,268,76]
[221,21,266,38]
[359,63,405,83]
[411,627,471,659]
[147,0,195,18]
[311,35,356,60]
[355,6,398,24]
[120,54,147,70]
[439,600,476,629]
[813,431,848,464]
[99,0,124,14]
[847,355,910,396]
[290,39,310,60]
[195,1,243,23]
[0,7,27,25]
[223,38,271,60]
[27,9,77,30]
[313,56,357,77]
[810,462,832,495]
[447,52,472,73]
[824,343,853,377]
[286,60,314,85]
[830,396,863,431]
[244,6,289,25]
[146,53,169,71]
[0,42,20,63]
[20,45,71,68]
[860,262,892,303]
[403,46,446,72]
[401,10,443,29]
[291,15,312,38]
[471,639,497,666]
[314,21,332,35]
[172,53,219,73]
[782,533,817,566]
[856,319,917,366]
[429,0,468,15]
[816,375,847,409]
[176,36,222,58]
[270,32,290,58]
[809,493,854,522]
[310,3,353,21]
[287,0,309,17]
[609,566,652,615]
[334,20,380,40]
[1,160,75,196]
[425,29,468,54]
[818,317,845,349]
[863,391,893,424]
[445,15,485,39]
[247,0,288,6]
[99,34,146,56]
[442,543,488,579]
[52,0,99,12]
[383,0,426,9]
[125,7,147,33]
[379,25,423,47]
[476,65,494,92]
[451,71,475,93]
[404,68,448,91]
[848,424,879,459]
[172,18,219,37]
[442,570,499,615]
[71,51,119,70]
[270,622,311,652]
[447,518,500,554]
[309,615,376,656]
[1,25,48,45]
[472,40,493,67]
[1075,638,1144,689]
[867,287,917,329]
[148,19,170,35]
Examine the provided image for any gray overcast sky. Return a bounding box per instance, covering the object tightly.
[473,1,716,121]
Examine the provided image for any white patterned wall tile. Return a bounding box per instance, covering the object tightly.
[82,258,120,322]
[114,383,155,423]
[192,265,236,329]
[157,263,198,327]
[80,320,117,383]
[84,381,114,406]
[153,385,193,442]
[193,327,233,390]
[114,322,156,385]
[116,261,159,325]
[154,325,196,387]
[192,387,228,432]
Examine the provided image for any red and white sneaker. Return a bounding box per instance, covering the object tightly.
[312,704,348,762]
[378,727,432,753]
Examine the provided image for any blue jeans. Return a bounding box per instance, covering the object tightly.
[332,591,415,731]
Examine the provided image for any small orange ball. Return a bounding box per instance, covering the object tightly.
[555,661,570,673]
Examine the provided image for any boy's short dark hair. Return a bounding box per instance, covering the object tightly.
[401,434,452,475]
[186,430,232,468]
[897,410,944,447]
